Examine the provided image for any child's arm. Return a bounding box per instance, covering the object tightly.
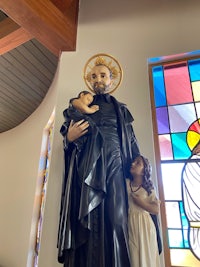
[86,105,99,114]
[131,191,160,215]
[72,99,99,114]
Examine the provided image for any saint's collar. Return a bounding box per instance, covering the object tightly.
[94,93,111,103]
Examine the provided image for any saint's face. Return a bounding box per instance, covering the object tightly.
[89,65,113,94]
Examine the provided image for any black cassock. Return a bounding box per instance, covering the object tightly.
[57,94,140,267]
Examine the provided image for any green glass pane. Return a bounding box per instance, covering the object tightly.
[152,66,166,107]
[171,133,191,159]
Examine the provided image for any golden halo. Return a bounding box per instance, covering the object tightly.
[83,53,123,94]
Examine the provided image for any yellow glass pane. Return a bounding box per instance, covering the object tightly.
[187,130,200,151]
[171,249,200,266]
[192,81,200,101]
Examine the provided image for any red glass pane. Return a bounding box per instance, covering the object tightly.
[159,134,173,160]
[164,62,193,105]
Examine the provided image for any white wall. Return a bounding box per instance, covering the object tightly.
[1,0,200,266]
[0,62,60,267]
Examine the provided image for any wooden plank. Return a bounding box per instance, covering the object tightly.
[0,64,41,104]
[23,40,58,74]
[0,77,38,110]
[0,94,36,114]
[0,0,79,56]
[50,0,79,23]
[0,56,46,99]
[0,97,29,118]
[31,39,58,66]
[16,45,56,81]
[0,17,20,38]
[0,26,32,55]
[50,0,73,12]
[0,73,38,107]
[0,86,34,115]
[9,47,53,86]
[2,52,50,95]
[0,100,27,123]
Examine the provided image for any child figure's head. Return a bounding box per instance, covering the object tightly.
[130,155,154,195]
[78,91,93,106]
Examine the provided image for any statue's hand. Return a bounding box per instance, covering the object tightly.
[67,119,89,142]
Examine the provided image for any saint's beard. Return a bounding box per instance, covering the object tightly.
[93,82,111,94]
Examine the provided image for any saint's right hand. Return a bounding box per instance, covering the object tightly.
[67,119,89,142]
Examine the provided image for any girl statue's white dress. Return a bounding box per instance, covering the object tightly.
[126,181,160,267]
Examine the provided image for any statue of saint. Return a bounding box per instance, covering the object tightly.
[57,53,140,267]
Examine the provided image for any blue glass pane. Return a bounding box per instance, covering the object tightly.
[179,201,189,229]
[188,59,200,82]
[148,57,163,64]
[188,50,200,56]
[171,133,191,159]
[152,66,166,107]
[156,107,169,134]
[168,229,184,248]
[183,230,190,248]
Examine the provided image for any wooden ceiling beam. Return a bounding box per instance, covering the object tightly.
[0,17,33,55]
[0,0,79,56]
[0,17,20,38]
[0,26,32,55]
[49,0,73,13]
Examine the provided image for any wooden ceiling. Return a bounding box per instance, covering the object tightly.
[0,0,79,133]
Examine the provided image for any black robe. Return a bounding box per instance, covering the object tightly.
[57,94,140,267]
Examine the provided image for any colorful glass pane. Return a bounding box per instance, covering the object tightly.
[191,81,200,101]
[188,59,200,81]
[168,104,197,133]
[186,119,200,151]
[158,134,173,160]
[171,248,200,267]
[161,162,184,200]
[165,202,181,228]
[164,63,193,105]
[183,230,189,248]
[152,66,166,107]
[168,229,184,248]
[150,52,200,266]
[156,107,169,134]
[179,201,189,230]
[171,133,191,159]
[195,103,200,119]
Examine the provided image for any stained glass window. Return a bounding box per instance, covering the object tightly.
[26,109,55,267]
[150,56,200,266]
